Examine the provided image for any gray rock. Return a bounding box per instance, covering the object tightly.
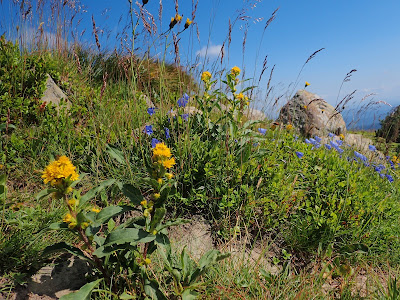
[244,107,266,121]
[278,90,346,137]
[41,75,70,110]
[27,255,91,299]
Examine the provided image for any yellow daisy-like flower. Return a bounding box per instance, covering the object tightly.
[153,143,172,159]
[42,156,79,186]
[175,14,183,22]
[305,81,310,87]
[162,157,176,169]
[201,71,212,82]
[231,66,241,77]
[339,134,345,140]
[63,213,73,223]
[235,93,245,101]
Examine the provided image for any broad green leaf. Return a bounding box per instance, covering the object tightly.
[181,288,199,300]
[49,222,68,230]
[93,205,136,226]
[106,144,127,165]
[143,278,167,300]
[121,184,144,206]
[80,179,115,207]
[59,279,102,300]
[0,174,6,185]
[104,228,155,246]
[119,292,136,299]
[149,208,166,233]
[43,242,93,264]
[35,188,58,201]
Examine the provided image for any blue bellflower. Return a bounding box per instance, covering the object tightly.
[144,125,153,136]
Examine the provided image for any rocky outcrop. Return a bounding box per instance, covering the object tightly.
[278,90,346,137]
[41,75,70,110]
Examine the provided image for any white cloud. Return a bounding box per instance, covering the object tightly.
[196,44,223,58]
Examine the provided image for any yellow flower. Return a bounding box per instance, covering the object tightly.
[157,178,163,184]
[231,66,241,77]
[286,124,293,130]
[175,14,183,22]
[0,164,4,170]
[68,198,79,208]
[165,173,173,179]
[303,105,307,109]
[153,143,172,159]
[42,156,79,186]
[235,93,245,101]
[305,81,310,87]
[339,134,345,140]
[91,207,101,213]
[63,213,73,223]
[162,158,176,169]
[68,222,77,229]
[140,200,148,207]
[184,18,193,29]
[201,71,212,82]
[153,193,161,200]
[144,258,151,265]
[143,209,150,217]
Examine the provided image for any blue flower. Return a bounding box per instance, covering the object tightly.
[328,133,335,138]
[258,128,267,135]
[151,138,161,148]
[147,107,156,116]
[165,127,170,139]
[379,173,385,178]
[336,147,344,154]
[336,140,344,146]
[324,144,332,150]
[177,95,189,107]
[295,151,304,158]
[181,114,189,121]
[305,139,311,144]
[294,135,299,141]
[386,174,394,182]
[314,136,322,143]
[354,151,367,162]
[144,125,153,136]
[368,145,377,151]
[253,142,260,147]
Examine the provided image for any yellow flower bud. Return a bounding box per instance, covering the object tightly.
[201,71,212,82]
[144,258,151,265]
[91,207,101,213]
[143,209,150,218]
[152,230,157,235]
[157,178,163,184]
[231,66,241,77]
[165,173,173,179]
[140,200,148,207]
[63,213,72,223]
[153,193,161,200]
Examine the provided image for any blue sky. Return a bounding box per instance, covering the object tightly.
[1,0,399,126]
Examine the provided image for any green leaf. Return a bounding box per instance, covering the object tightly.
[49,222,68,230]
[181,247,192,283]
[121,184,144,206]
[119,292,135,299]
[149,208,166,233]
[93,205,136,226]
[143,277,167,300]
[35,188,58,201]
[157,218,190,232]
[106,144,127,165]
[59,279,102,300]
[80,179,115,207]
[0,174,6,186]
[181,289,199,300]
[43,242,93,264]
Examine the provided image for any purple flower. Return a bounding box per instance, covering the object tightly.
[328,133,335,138]
[258,128,267,135]
[295,151,304,158]
[294,135,299,141]
[177,94,189,107]
[324,144,332,150]
[165,127,170,139]
[354,151,367,162]
[379,173,385,178]
[305,139,311,144]
[386,174,394,182]
[144,125,153,136]
[181,114,189,121]
[151,138,161,148]
[369,145,377,151]
[336,140,344,146]
[314,136,322,143]
[147,107,156,116]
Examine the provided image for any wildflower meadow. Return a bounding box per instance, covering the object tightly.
[1,0,400,299]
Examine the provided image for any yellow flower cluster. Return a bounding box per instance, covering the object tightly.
[184,18,193,29]
[286,124,293,130]
[201,71,212,82]
[169,14,182,29]
[42,156,79,186]
[152,143,175,169]
[231,66,241,77]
